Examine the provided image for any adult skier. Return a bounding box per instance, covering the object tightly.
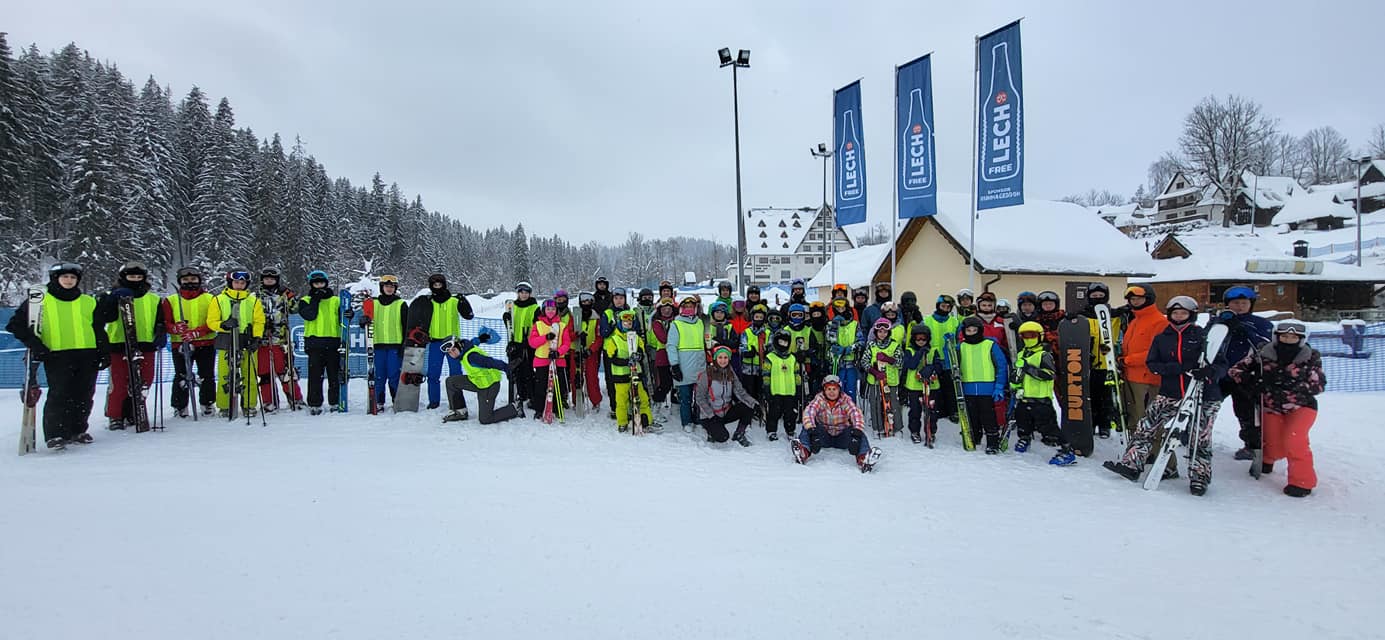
[778,278,808,317]
[255,267,303,412]
[923,295,961,421]
[360,275,408,411]
[205,268,266,417]
[162,266,217,418]
[1073,283,1121,439]
[898,291,924,330]
[956,315,1009,453]
[504,281,539,406]
[1104,296,1228,496]
[1216,286,1274,461]
[695,345,757,445]
[406,273,475,409]
[592,276,612,315]
[442,326,521,425]
[666,296,707,430]
[1227,321,1325,497]
[1118,285,1168,432]
[575,291,604,413]
[96,261,165,430]
[792,375,878,472]
[862,282,892,329]
[292,270,343,414]
[6,263,105,447]
[715,280,735,310]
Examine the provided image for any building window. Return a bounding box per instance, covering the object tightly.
[780,270,791,279]
[804,257,814,265]
[758,257,768,264]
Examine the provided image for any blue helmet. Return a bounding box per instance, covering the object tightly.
[476,326,497,344]
[307,269,328,283]
[1224,286,1257,303]
[709,301,729,317]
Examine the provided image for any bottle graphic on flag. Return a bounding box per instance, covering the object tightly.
[980,41,1021,183]
[901,87,933,192]
[837,110,864,202]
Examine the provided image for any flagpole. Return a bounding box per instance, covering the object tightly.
[968,35,980,295]
[891,64,899,293]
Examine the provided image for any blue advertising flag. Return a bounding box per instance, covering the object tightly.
[976,21,1024,211]
[896,54,937,218]
[834,81,867,226]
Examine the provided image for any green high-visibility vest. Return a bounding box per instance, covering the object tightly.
[1017,348,1054,399]
[106,294,159,344]
[787,325,812,354]
[675,318,705,351]
[460,345,501,389]
[866,342,900,386]
[608,329,637,377]
[216,292,262,334]
[303,295,340,339]
[40,293,97,351]
[372,298,405,344]
[959,339,997,384]
[510,302,538,343]
[924,314,960,363]
[428,296,459,340]
[743,327,766,366]
[765,351,798,396]
[166,293,213,344]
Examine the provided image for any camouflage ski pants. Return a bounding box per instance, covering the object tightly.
[1118,394,1221,484]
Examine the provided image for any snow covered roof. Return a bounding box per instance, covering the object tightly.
[1113,208,1153,228]
[1237,170,1301,209]
[1156,185,1200,201]
[1272,190,1355,226]
[806,243,892,290]
[1197,183,1228,206]
[1136,230,1385,282]
[745,207,818,256]
[907,193,1157,276]
[1091,203,1137,218]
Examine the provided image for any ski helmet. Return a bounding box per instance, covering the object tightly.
[1017,291,1038,307]
[821,374,842,390]
[750,304,768,320]
[612,287,627,299]
[809,301,826,315]
[709,301,729,318]
[745,284,760,296]
[1124,284,1155,308]
[638,287,654,301]
[307,270,328,284]
[900,291,918,307]
[1037,291,1061,308]
[118,261,148,278]
[1018,321,1044,344]
[542,299,557,311]
[259,267,281,280]
[875,282,891,292]
[516,281,533,293]
[772,329,792,353]
[956,288,975,301]
[732,299,746,313]
[853,286,869,301]
[49,262,83,282]
[175,266,201,281]
[226,268,252,287]
[881,301,898,315]
[679,296,699,309]
[977,291,996,302]
[1165,295,1198,322]
[579,291,594,304]
[1224,286,1257,303]
[961,315,984,331]
[594,276,609,288]
[910,323,930,342]
[936,294,956,309]
[718,280,732,292]
[831,284,850,300]
[996,298,1012,314]
[378,275,398,290]
[788,303,807,319]
[618,309,637,326]
[553,289,569,300]
[873,318,893,334]
[1087,282,1110,298]
[428,273,447,287]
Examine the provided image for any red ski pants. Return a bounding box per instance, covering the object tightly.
[1263,408,1317,490]
[257,345,303,406]
[106,351,155,419]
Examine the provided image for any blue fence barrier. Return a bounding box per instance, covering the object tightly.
[0,307,507,389]
[1307,321,1385,392]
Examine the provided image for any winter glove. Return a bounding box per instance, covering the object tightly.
[343,308,355,321]
[96,353,111,370]
[991,387,1005,402]
[358,315,371,328]
[671,364,684,382]
[875,352,896,365]
[172,321,189,335]
[110,287,134,299]
[309,287,331,299]
[29,344,51,362]
[505,342,522,361]
[220,318,239,331]
[244,337,262,351]
[1190,365,1217,382]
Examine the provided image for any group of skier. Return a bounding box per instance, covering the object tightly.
[10,265,1327,492]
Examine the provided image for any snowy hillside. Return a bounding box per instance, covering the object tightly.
[1,387,1380,639]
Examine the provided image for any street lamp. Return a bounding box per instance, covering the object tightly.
[1349,155,1372,266]
[810,143,835,284]
[719,47,750,295]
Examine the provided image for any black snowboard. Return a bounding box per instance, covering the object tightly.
[1057,316,1093,455]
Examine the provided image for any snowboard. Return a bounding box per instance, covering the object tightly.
[394,328,428,413]
[1057,315,1092,455]
[117,295,151,433]
[1143,324,1229,491]
[19,286,43,455]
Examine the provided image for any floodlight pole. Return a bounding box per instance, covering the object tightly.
[720,49,751,295]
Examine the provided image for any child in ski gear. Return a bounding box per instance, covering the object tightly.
[806,301,830,395]
[636,288,657,332]
[291,270,336,414]
[778,278,808,317]
[6,263,106,447]
[406,273,474,409]
[762,330,800,441]
[715,280,735,310]
[956,288,976,317]
[1216,286,1275,461]
[504,282,539,406]
[592,276,612,314]
[898,291,923,328]
[599,287,633,418]
[996,298,1012,319]
[360,275,408,411]
[606,309,655,432]
[739,304,771,412]
[667,296,707,428]
[956,315,1010,453]
[649,297,677,417]
[900,323,939,444]
[826,309,860,401]
[862,318,903,437]
[256,266,304,411]
[708,301,739,354]
[1034,291,1064,348]
[95,261,166,429]
[1011,321,1063,458]
[794,375,876,471]
[575,291,604,412]
[695,345,758,445]
[744,284,762,311]
[162,266,217,418]
[1106,296,1228,495]
[1076,283,1121,439]
[1228,321,1325,497]
[443,326,521,425]
[924,295,961,421]
[527,299,572,416]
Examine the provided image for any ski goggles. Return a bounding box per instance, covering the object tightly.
[1124,285,1151,299]
[788,312,806,321]
[49,262,84,276]
[379,275,399,285]
[1274,321,1307,337]
[1018,330,1043,340]
[516,284,533,294]
[229,271,251,281]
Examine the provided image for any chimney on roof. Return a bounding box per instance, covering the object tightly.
[1292,240,1308,258]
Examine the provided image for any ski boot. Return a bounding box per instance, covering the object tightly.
[641,415,663,433]
[984,445,999,455]
[1189,481,1208,496]
[219,410,231,418]
[426,403,440,410]
[1283,485,1311,498]
[245,407,257,418]
[108,418,126,431]
[72,433,94,444]
[442,410,468,423]
[201,403,216,416]
[1233,447,1254,461]
[733,427,751,447]
[175,407,190,419]
[608,408,617,420]
[618,423,629,433]
[1254,462,1273,476]
[857,447,882,473]
[309,406,323,416]
[46,437,67,450]
[1162,467,1180,481]
[910,431,922,444]
[791,439,811,464]
[1049,449,1077,466]
[1014,437,1031,453]
[1098,427,1111,439]
[1102,460,1141,482]
[767,431,779,442]
[513,402,526,418]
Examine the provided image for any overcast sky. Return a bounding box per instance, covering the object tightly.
[10,0,1385,245]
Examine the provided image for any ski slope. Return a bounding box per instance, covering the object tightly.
[1,388,1380,640]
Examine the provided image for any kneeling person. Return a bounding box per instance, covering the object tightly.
[695,345,758,445]
[443,327,521,424]
[793,375,880,472]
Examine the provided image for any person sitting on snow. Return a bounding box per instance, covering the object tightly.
[793,374,880,472]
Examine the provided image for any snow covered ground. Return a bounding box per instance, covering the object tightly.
[2,387,1380,640]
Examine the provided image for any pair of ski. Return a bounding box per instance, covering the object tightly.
[1140,323,1229,491]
